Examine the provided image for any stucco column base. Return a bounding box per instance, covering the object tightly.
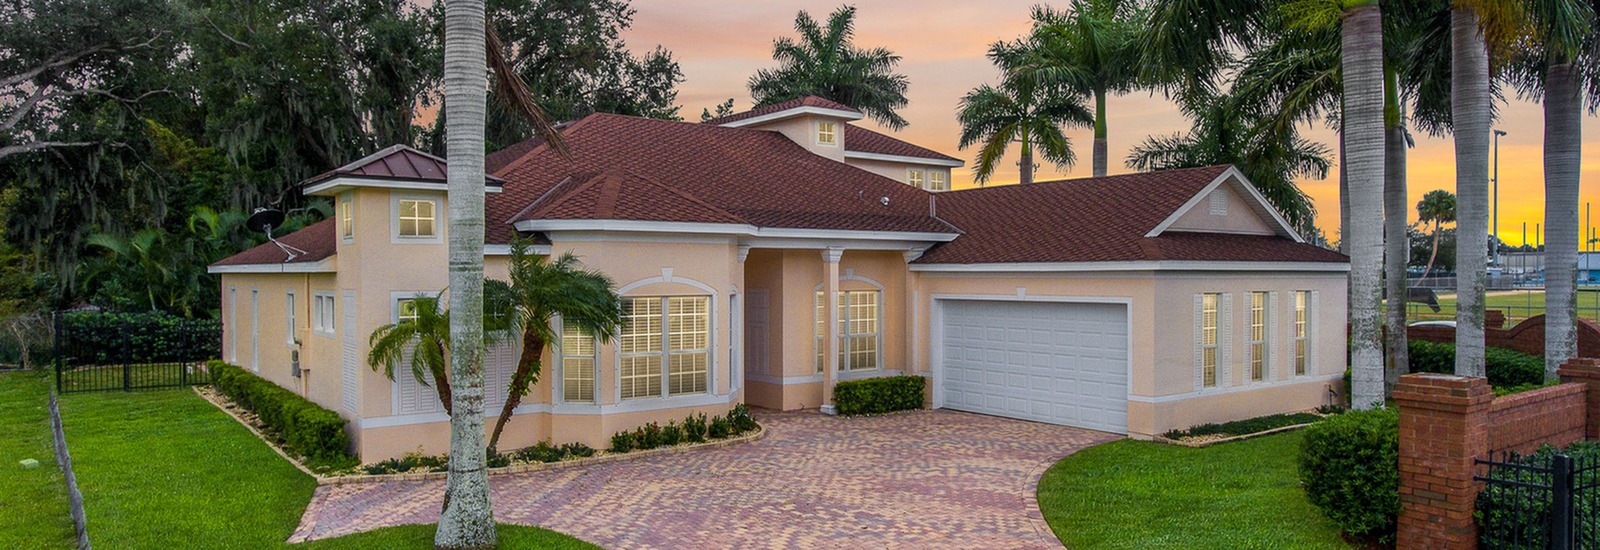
[819,404,837,415]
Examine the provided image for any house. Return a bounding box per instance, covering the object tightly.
[209,97,1348,460]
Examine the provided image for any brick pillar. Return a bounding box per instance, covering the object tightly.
[1557,357,1600,440]
[1395,373,1494,550]
[1485,310,1506,330]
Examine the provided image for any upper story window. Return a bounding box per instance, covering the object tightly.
[396,298,421,324]
[928,171,947,191]
[340,195,354,240]
[398,199,436,238]
[817,120,838,146]
[619,296,710,400]
[907,169,925,189]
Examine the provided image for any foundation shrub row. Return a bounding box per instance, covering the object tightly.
[608,404,759,453]
[833,375,925,416]
[207,361,355,471]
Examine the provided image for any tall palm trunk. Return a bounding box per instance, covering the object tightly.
[1451,6,1491,377]
[487,330,545,453]
[1424,223,1443,276]
[1343,1,1386,410]
[1383,68,1409,394]
[438,0,496,546]
[1339,130,1349,254]
[1543,62,1582,381]
[1019,128,1034,184]
[1093,88,1108,177]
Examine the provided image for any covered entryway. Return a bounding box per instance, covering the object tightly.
[937,299,1130,433]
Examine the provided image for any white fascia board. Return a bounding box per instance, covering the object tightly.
[844,151,964,167]
[1143,167,1302,242]
[513,219,959,243]
[483,244,552,256]
[207,258,336,274]
[302,176,503,197]
[716,106,865,128]
[909,260,1350,273]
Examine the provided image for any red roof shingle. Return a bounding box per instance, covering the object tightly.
[703,96,861,126]
[306,144,503,187]
[210,218,337,266]
[843,125,960,162]
[914,166,1346,265]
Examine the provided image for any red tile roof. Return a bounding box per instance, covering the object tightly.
[305,144,503,187]
[702,96,861,125]
[210,218,337,266]
[843,125,960,162]
[914,166,1346,265]
[486,113,958,243]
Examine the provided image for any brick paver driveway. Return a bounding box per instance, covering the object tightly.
[291,409,1119,549]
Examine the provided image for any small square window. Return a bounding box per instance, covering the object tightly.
[817,121,837,146]
[398,199,435,238]
[928,171,947,191]
[907,169,925,189]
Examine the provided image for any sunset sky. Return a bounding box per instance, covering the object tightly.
[620,1,1600,247]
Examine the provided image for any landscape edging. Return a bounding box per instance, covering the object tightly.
[1151,422,1315,448]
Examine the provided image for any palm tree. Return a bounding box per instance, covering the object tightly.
[748,5,911,129]
[1507,0,1597,381]
[368,295,456,415]
[1339,0,1386,411]
[1126,90,1329,231]
[1416,190,1457,278]
[958,41,1093,185]
[439,0,495,544]
[1023,0,1141,177]
[485,242,623,453]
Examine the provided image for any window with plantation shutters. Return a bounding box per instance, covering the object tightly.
[1200,293,1220,388]
[815,290,880,373]
[561,324,596,403]
[1294,291,1310,376]
[1248,292,1267,382]
[620,296,709,400]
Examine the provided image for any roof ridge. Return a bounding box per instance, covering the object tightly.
[940,165,1234,196]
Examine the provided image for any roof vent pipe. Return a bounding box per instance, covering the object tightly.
[929,194,936,218]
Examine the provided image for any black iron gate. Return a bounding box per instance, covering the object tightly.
[1476,449,1600,549]
[53,311,222,393]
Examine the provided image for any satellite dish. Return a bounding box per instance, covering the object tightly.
[244,207,307,263]
[246,208,286,234]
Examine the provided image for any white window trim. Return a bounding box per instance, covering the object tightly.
[339,192,355,243]
[285,291,297,348]
[1246,291,1268,384]
[1196,293,1219,389]
[227,286,237,362]
[814,289,884,373]
[313,291,336,338]
[250,288,260,372]
[816,120,839,147]
[1292,290,1315,377]
[927,170,947,191]
[390,192,442,244]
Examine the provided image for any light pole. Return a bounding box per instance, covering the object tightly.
[1493,129,1506,267]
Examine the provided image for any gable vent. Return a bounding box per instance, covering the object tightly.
[1209,191,1228,216]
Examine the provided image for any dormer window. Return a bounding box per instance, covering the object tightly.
[928,171,947,191]
[339,194,354,241]
[907,169,924,189]
[391,195,441,243]
[817,121,838,146]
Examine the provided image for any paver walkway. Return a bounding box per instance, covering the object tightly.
[291,409,1120,549]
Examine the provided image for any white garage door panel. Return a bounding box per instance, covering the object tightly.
[940,300,1128,433]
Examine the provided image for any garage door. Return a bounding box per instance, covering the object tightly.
[939,300,1129,433]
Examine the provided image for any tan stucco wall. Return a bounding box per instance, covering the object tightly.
[843,157,952,191]
[745,116,846,163]
[1166,180,1277,235]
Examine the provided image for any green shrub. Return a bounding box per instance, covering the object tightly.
[506,441,596,464]
[683,413,708,443]
[58,311,221,366]
[1298,407,1400,542]
[1406,340,1546,388]
[833,375,924,416]
[1476,441,1600,547]
[707,415,732,439]
[729,403,758,433]
[1164,412,1322,440]
[608,431,634,453]
[635,422,663,450]
[659,421,683,447]
[207,361,354,470]
[361,451,447,475]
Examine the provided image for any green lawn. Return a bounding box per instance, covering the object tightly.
[1038,430,1351,550]
[51,385,595,549]
[0,370,76,549]
[1407,289,1600,323]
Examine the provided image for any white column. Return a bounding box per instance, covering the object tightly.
[821,247,843,414]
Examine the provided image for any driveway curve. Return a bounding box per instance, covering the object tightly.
[291,409,1119,549]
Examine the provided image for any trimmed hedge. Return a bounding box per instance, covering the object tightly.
[1407,339,1545,388]
[208,361,353,470]
[607,404,758,453]
[834,375,925,416]
[1298,407,1400,543]
[58,311,221,366]
[1477,441,1600,547]
[1163,412,1323,440]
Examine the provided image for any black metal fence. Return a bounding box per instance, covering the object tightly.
[1476,450,1600,549]
[53,311,221,393]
